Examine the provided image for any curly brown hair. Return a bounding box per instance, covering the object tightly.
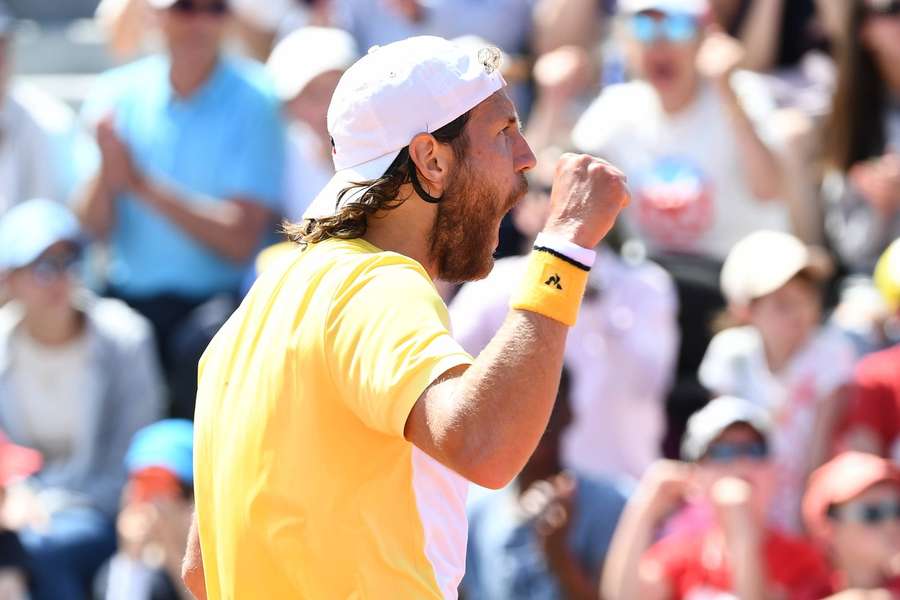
[284,111,472,247]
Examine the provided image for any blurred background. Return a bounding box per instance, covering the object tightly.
[0,0,899,598]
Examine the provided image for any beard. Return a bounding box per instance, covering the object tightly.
[428,160,528,283]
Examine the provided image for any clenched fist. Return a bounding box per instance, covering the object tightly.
[542,153,630,249]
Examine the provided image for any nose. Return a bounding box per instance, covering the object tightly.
[514,131,537,174]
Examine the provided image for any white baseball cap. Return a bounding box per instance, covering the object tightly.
[681,396,771,462]
[619,0,709,15]
[147,0,178,8]
[720,230,832,306]
[302,35,506,220]
[267,27,358,102]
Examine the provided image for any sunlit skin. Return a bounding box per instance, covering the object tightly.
[285,70,343,145]
[825,481,900,589]
[155,0,228,97]
[694,423,777,524]
[362,88,536,283]
[624,10,704,113]
[5,241,83,346]
[746,276,822,374]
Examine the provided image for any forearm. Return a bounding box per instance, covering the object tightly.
[601,500,662,600]
[72,174,116,239]
[736,0,785,72]
[135,178,266,263]
[718,82,783,200]
[411,309,568,489]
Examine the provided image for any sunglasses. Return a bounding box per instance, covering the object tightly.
[631,13,699,44]
[703,441,768,463]
[828,500,900,526]
[866,0,900,17]
[28,252,80,285]
[169,0,229,16]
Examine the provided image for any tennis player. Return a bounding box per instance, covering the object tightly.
[185,35,629,599]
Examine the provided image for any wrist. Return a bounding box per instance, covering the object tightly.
[534,232,596,269]
[540,221,596,251]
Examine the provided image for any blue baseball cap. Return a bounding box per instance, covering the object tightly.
[0,199,83,272]
[125,420,194,485]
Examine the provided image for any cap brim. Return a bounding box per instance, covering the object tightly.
[302,150,401,220]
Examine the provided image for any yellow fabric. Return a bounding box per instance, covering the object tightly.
[874,238,900,312]
[193,237,473,599]
[510,250,590,326]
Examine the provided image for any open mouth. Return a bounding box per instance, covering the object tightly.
[647,61,678,86]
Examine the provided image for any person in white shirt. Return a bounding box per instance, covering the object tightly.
[572,0,787,262]
[449,180,679,481]
[700,230,857,533]
[266,26,358,221]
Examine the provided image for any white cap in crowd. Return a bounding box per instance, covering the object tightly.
[720,230,832,306]
[303,35,506,220]
[619,0,709,15]
[267,27,358,103]
[681,396,771,462]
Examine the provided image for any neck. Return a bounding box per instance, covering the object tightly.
[361,185,439,280]
[169,52,218,98]
[762,334,803,374]
[657,74,699,115]
[22,306,82,346]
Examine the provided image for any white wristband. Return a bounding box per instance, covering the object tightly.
[534,232,597,270]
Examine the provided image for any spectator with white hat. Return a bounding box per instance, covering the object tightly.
[267,26,358,221]
[700,230,857,533]
[602,396,833,600]
[0,199,163,600]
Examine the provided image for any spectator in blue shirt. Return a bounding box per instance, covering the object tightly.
[462,367,629,600]
[74,0,285,419]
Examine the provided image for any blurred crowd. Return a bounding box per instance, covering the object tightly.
[0,0,899,598]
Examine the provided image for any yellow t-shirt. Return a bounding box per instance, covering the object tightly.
[193,238,474,599]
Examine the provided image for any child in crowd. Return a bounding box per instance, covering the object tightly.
[96,419,195,600]
[700,230,857,532]
[0,199,163,600]
[803,452,900,596]
[602,396,832,600]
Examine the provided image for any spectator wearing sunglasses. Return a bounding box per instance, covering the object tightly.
[0,200,163,600]
[74,0,285,420]
[602,396,833,600]
[572,0,790,460]
[700,231,857,533]
[803,452,900,596]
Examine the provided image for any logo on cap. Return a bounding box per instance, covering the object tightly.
[478,46,502,74]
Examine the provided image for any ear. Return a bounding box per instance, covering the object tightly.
[728,301,752,325]
[407,132,455,198]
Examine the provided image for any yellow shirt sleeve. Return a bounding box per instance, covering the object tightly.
[325,260,473,438]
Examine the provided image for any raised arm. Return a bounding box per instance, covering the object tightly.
[404,154,628,489]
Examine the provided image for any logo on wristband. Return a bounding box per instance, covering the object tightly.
[544,274,563,290]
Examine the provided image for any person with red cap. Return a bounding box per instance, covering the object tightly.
[803,452,900,597]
